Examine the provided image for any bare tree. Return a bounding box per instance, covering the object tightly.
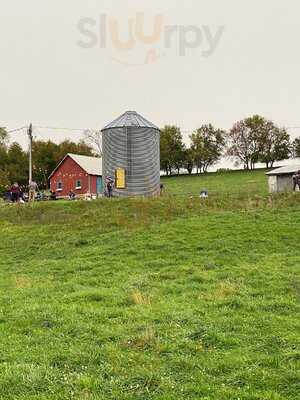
[83,129,102,156]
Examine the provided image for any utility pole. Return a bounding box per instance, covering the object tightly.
[28,123,33,184]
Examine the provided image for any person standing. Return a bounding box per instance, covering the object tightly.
[160,183,165,196]
[28,180,38,202]
[10,183,20,203]
[293,170,300,191]
[107,181,113,198]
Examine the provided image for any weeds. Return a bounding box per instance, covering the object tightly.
[130,289,152,305]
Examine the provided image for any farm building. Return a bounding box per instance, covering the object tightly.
[49,153,103,198]
[102,110,160,197]
[266,165,300,193]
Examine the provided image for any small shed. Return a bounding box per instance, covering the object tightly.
[49,153,103,198]
[266,165,300,193]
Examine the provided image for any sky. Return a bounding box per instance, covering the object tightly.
[1,0,300,154]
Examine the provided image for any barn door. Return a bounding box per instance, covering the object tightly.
[97,177,103,194]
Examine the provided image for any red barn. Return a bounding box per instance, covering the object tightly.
[49,153,103,198]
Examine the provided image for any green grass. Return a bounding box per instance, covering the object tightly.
[0,170,299,399]
[161,169,268,197]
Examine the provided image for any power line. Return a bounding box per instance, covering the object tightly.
[34,126,97,132]
[5,124,300,136]
[6,126,27,134]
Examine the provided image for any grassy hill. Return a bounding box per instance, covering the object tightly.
[161,169,268,197]
[0,170,299,400]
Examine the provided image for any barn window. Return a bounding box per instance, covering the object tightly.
[57,181,63,191]
[75,180,82,189]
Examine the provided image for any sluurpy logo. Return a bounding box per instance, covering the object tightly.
[77,13,225,66]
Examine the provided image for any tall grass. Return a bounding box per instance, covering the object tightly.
[0,192,299,231]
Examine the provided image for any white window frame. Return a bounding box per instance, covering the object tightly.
[75,180,82,190]
[57,181,63,191]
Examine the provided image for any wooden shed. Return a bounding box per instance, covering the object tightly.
[49,153,103,198]
[266,165,300,193]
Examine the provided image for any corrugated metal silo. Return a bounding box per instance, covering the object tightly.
[102,111,160,197]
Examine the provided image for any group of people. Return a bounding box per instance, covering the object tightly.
[4,182,38,203]
[4,181,39,203]
[4,182,25,203]
[3,181,58,203]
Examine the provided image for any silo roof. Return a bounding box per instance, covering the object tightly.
[102,111,160,131]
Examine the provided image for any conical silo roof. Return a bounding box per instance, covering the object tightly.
[102,111,160,131]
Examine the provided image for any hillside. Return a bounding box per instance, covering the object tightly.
[0,170,299,400]
[161,169,268,197]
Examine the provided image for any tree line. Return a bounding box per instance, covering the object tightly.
[160,115,300,175]
[0,128,94,193]
[1,115,300,193]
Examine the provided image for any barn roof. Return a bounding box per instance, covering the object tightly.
[266,165,300,176]
[68,154,102,175]
[102,111,160,131]
[49,153,102,178]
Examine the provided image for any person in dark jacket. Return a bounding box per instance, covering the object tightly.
[107,181,113,198]
[293,170,300,191]
[3,186,11,202]
[50,190,57,200]
[10,183,20,203]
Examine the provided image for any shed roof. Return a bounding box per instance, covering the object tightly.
[102,111,160,131]
[266,165,300,176]
[49,153,102,178]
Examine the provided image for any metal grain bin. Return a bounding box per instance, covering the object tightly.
[102,111,160,197]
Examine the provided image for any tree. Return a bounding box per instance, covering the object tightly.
[32,140,59,188]
[228,116,291,169]
[7,142,28,185]
[32,139,95,188]
[259,123,291,168]
[84,130,102,156]
[292,137,300,158]
[183,148,194,175]
[0,127,9,170]
[160,127,172,175]
[0,127,8,146]
[190,129,204,174]
[160,126,185,175]
[0,170,10,195]
[0,143,8,171]
[227,115,266,170]
[0,133,95,189]
[190,124,226,173]
[54,139,94,162]
[0,126,9,193]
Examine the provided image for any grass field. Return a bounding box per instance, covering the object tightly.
[0,171,299,399]
[161,169,268,197]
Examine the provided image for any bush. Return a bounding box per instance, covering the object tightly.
[216,168,233,173]
[0,170,10,196]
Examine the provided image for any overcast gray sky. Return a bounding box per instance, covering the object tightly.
[1,0,300,148]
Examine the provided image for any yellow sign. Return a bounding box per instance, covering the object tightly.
[115,168,126,189]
